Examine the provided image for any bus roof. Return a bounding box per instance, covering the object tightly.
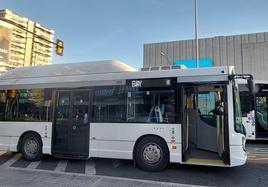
[0,60,233,90]
[237,79,268,85]
[0,60,137,80]
[254,80,268,85]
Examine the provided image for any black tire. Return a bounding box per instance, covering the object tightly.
[20,132,43,161]
[135,136,169,172]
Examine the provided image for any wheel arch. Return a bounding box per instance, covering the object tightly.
[132,134,170,161]
[17,131,43,152]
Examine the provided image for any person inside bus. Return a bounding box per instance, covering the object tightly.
[83,112,88,124]
[210,101,224,115]
[73,108,89,124]
[162,98,175,123]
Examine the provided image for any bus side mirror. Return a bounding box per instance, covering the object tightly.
[247,79,255,94]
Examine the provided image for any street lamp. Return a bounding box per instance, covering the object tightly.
[195,0,199,68]
[160,51,172,65]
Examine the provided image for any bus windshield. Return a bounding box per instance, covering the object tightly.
[233,80,245,135]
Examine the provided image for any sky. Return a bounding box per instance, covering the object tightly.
[1,0,268,68]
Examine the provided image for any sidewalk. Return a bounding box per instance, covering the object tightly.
[0,167,204,187]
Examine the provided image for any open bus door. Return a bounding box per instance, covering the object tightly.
[179,83,229,165]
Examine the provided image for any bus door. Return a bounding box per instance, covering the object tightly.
[255,90,268,138]
[178,85,188,161]
[181,84,228,164]
[52,90,90,158]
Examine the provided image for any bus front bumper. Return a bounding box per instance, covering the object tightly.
[230,145,247,167]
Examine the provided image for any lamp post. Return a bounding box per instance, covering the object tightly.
[160,51,172,65]
[195,0,199,68]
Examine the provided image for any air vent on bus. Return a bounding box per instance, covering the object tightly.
[140,65,187,71]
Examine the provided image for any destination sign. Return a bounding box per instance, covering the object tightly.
[127,78,175,88]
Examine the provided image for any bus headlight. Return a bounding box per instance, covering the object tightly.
[242,136,246,152]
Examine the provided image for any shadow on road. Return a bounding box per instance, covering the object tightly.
[94,157,268,187]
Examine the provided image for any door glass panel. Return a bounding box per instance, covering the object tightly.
[256,96,268,132]
[73,91,89,125]
[198,92,217,115]
[53,91,71,150]
[197,86,224,117]
[56,92,70,120]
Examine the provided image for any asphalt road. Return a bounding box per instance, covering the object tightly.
[0,143,268,187]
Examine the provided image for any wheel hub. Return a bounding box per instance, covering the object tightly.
[143,144,162,164]
[25,139,38,155]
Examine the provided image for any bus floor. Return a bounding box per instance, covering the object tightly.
[185,143,224,165]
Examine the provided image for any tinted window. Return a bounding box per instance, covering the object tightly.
[73,91,89,125]
[198,92,218,115]
[233,80,244,134]
[92,86,127,122]
[91,80,176,124]
[0,91,7,120]
[56,91,70,120]
[2,89,52,121]
[239,92,254,115]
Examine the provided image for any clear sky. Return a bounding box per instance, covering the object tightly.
[2,0,268,68]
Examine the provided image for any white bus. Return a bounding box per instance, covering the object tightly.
[0,60,247,171]
[239,80,268,140]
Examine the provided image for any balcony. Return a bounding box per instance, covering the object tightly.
[10,46,25,54]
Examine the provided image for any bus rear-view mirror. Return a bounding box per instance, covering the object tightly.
[247,79,255,94]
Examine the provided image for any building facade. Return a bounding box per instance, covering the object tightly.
[0,20,12,72]
[143,32,268,80]
[0,9,54,72]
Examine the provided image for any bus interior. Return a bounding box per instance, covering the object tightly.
[239,82,268,139]
[181,84,229,165]
[254,84,268,138]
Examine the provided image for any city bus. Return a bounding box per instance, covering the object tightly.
[239,80,268,140]
[0,60,248,171]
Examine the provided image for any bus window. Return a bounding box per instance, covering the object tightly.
[256,96,268,132]
[92,86,127,123]
[127,90,175,123]
[0,90,7,120]
[3,89,52,122]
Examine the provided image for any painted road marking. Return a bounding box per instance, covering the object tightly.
[0,146,267,178]
[247,147,268,161]
[10,157,31,168]
[36,157,59,171]
[54,159,68,172]
[6,166,207,187]
[248,158,268,161]
[85,159,96,175]
[65,160,85,174]
[1,153,21,168]
[27,160,41,169]
[0,151,6,156]
[0,152,16,166]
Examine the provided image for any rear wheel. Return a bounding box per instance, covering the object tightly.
[135,136,169,171]
[20,132,43,161]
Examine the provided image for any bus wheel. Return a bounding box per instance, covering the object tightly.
[135,136,169,171]
[20,132,43,161]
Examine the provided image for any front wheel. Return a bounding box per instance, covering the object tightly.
[21,133,43,161]
[135,136,169,171]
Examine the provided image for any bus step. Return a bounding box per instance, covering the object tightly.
[186,158,225,165]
